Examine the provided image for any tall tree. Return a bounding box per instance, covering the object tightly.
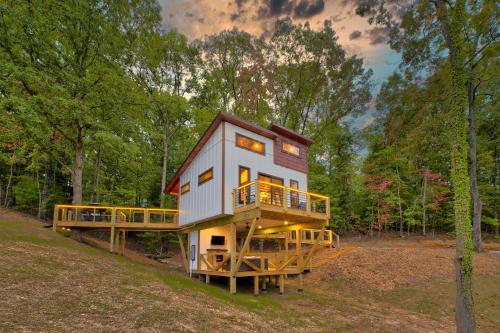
[0,0,161,204]
[355,1,499,330]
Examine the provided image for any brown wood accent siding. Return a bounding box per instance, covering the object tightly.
[273,135,308,173]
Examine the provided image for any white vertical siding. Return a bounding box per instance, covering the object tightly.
[223,122,307,215]
[179,124,223,225]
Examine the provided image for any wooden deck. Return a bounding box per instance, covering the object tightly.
[52,204,179,253]
[52,180,334,295]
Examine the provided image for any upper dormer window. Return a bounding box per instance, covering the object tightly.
[236,133,265,155]
[282,142,300,157]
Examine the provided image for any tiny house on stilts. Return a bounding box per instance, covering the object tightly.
[51,112,335,294]
[165,112,333,294]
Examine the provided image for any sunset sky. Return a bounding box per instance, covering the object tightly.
[158,0,401,93]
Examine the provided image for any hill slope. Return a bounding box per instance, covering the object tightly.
[1,208,499,332]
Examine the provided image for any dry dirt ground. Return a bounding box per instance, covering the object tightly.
[1,208,499,333]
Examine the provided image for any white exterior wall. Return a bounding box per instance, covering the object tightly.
[223,122,307,215]
[179,124,223,226]
[199,225,232,270]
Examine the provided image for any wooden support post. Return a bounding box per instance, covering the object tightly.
[114,230,120,254]
[110,226,115,253]
[255,180,260,207]
[279,274,284,295]
[177,233,189,274]
[299,226,325,271]
[205,274,210,284]
[275,275,279,288]
[254,276,259,296]
[262,275,267,291]
[230,277,236,294]
[298,273,303,292]
[233,218,257,274]
[52,205,59,231]
[296,228,302,269]
[230,222,237,294]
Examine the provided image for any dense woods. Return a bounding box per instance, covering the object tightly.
[0,1,498,331]
[0,1,497,237]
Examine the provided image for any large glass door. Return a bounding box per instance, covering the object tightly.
[258,174,284,206]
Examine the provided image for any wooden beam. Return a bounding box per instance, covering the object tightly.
[177,232,189,274]
[277,255,297,272]
[213,256,230,271]
[200,254,215,271]
[230,222,237,294]
[109,225,115,253]
[242,259,262,273]
[298,273,303,291]
[253,220,326,235]
[233,218,257,275]
[299,226,325,271]
[254,276,259,296]
[279,274,284,294]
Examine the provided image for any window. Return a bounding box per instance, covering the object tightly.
[198,168,213,185]
[181,182,190,195]
[239,166,250,185]
[236,133,265,155]
[282,142,300,156]
[238,166,250,204]
[290,180,299,208]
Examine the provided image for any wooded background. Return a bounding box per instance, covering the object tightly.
[0,0,498,239]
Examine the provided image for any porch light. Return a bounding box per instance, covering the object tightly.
[258,225,262,229]
[284,221,288,225]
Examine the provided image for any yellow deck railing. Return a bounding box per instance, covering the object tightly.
[232,180,330,218]
[53,204,178,229]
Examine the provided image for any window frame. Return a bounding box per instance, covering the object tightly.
[238,166,251,204]
[290,179,299,208]
[180,182,190,195]
[235,133,266,155]
[281,141,300,157]
[198,167,214,186]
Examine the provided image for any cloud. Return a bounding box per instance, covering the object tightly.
[255,0,325,19]
[366,26,390,45]
[294,0,325,18]
[349,30,362,40]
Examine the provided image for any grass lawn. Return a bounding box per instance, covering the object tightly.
[1,213,499,332]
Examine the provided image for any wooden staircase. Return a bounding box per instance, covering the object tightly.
[308,246,356,269]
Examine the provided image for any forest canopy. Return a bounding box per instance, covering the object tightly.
[0,0,498,240]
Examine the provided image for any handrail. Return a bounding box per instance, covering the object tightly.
[55,204,178,212]
[53,204,179,227]
[233,179,330,217]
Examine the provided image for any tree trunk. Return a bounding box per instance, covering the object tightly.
[396,166,404,237]
[40,157,52,219]
[72,124,84,205]
[37,171,42,218]
[4,161,14,208]
[436,1,476,331]
[91,146,102,203]
[467,77,482,252]
[160,120,169,207]
[495,146,499,238]
[422,173,427,236]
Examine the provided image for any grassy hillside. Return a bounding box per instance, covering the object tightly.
[1,210,499,332]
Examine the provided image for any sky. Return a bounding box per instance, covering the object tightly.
[157,0,401,129]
